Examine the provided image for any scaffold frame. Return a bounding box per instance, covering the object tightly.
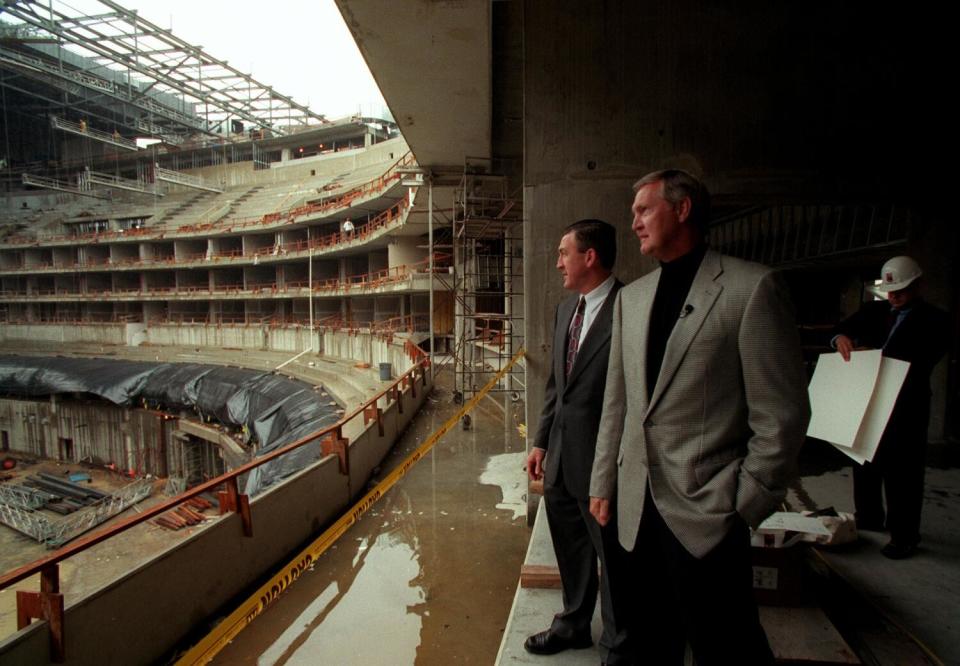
[448,157,525,411]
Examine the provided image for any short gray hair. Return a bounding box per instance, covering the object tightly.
[633,169,711,234]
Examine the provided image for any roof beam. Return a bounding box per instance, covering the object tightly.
[1,0,328,136]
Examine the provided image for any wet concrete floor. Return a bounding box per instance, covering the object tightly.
[212,369,531,665]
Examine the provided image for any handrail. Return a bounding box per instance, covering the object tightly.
[0,252,448,301]
[4,153,415,248]
[0,351,430,592]
[0,197,412,275]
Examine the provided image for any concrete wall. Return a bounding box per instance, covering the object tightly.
[321,329,416,377]
[0,324,125,346]
[387,236,425,269]
[145,324,307,352]
[140,325,417,372]
[0,399,170,476]
[520,0,957,450]
[0,364,434,665]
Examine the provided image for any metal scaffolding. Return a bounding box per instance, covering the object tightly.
[447,158,524,410]
[0,477,153,547]
[0,0,328,141]
[46,477,152,547]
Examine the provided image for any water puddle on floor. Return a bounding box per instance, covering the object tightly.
[210,382,529,664]
[255,532,424,666]
[479,451,527,520]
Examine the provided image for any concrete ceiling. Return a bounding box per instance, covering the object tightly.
[335,0,491,171]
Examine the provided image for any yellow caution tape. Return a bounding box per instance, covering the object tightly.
[178,347,526,665]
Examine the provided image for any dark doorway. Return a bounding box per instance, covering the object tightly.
[58,437,74,461]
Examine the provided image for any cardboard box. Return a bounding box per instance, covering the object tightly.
[752,543,808,606]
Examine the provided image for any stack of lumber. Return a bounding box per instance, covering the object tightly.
[154,496,213,531]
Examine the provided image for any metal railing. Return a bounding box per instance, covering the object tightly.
[0,346,431,660]
[3,153,414,248]
[0,252,448,302]
[0,200,415,280]
[710,202,911,267]
[50,117,139,152]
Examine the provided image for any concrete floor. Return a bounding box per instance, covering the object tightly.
[790,454,960,664]
[498,442,959,665]
[209,368,530,665]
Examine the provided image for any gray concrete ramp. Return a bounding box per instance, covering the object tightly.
[496,498,603,665]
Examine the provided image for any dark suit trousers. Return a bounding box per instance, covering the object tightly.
[853,402,930,544]
[625,488,773,666]
[544,473,631,663]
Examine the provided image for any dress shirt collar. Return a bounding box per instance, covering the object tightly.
[581,273,616,311]
[571,274,616,342]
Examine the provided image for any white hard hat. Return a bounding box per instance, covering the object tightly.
[878,256,922,292]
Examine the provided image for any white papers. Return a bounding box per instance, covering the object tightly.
[806,350,909,463]
[807,351,881,446]
[757,512,832,536]
[851,355,910,457]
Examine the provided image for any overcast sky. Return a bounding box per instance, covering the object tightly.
[107,0,387,120]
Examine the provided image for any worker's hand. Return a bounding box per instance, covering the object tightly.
[526,447,545,482]
[589,497,611,526]
[835,334,855,362]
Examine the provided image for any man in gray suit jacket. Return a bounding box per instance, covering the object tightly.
[589,171,809,664]
[525,219,630,664]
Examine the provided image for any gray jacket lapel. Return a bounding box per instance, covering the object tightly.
[633,272,658,411]
[647,250,724,416]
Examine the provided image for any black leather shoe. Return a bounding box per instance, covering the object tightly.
[881,540,918,559]
[523,629,592,655]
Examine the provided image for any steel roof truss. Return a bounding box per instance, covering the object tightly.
[0,0,326,136]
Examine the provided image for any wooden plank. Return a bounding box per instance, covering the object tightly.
[760,606,860,664]
[520,564,561,589]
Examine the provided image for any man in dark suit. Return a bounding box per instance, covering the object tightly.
[833,255,950,559]
[590,170,809,665]
[525,219,630,664]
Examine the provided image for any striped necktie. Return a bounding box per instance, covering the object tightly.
[566,297,586,378]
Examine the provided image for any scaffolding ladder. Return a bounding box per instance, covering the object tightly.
[445,159,525,412]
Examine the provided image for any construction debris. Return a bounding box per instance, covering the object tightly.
[0,477,153,547]
[154,496,214,531]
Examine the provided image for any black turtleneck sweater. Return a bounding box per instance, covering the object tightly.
[646,244,708,399]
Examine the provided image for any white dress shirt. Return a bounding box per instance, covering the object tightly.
[571,274,616,350]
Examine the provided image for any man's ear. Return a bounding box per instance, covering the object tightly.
[675,196,692,224]
[584,247,597,268]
